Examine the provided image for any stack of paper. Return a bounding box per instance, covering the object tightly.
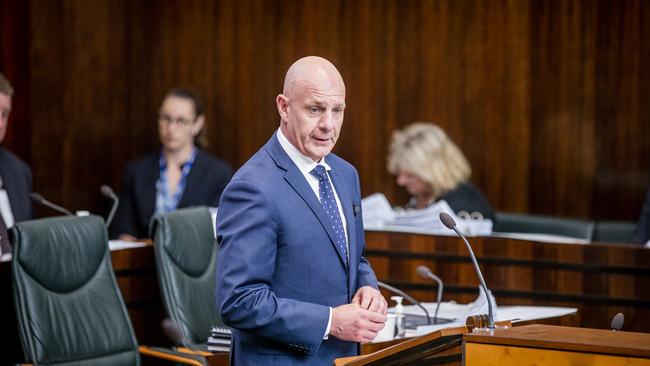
[207,325,232,353]
[361,193,492,236]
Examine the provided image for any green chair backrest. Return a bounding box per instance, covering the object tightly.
[494,212,595,240]
[150,207,222,346]
[592,221,637,244]
[11,215,139,365]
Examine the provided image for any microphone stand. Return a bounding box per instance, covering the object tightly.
[100,185,119,227]
[415,265,444,323]
[29,193,75,216]
[440,212,495,330]
[378,281,432,325]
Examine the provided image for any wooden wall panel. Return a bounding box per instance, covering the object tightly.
[0,0,648,221]
[0,0,31,161]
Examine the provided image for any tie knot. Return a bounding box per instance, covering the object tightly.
[310,165,328,181]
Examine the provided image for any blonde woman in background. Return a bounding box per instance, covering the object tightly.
[387,122,495,222]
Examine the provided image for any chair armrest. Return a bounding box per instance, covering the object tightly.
[139,345,207,366]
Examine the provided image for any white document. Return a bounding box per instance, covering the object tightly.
[361,193,395,229]
[210,207,218,238]
[361,193,493,236]
[108,240,148,251]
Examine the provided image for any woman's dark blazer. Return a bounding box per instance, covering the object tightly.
[110,149,231,239]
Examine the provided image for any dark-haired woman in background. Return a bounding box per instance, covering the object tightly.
[110,89,232,240]
[387,122,495,222]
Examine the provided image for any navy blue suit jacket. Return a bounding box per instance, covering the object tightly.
[216,133,378,365]
[110,149,231,239]
[0,147,33,223]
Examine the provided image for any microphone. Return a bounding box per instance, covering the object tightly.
[161,318,207,365]
[100,185,119,227]
[29,192,75,216]
[415,265,444,323]
[439,212,496,330]
[610,313,624,331]
[377,281,432,325]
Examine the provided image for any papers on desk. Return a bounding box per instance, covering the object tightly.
[402,302,577,337]
[210,207,218,238]
[108,240,149,251]
[361,193,492,236]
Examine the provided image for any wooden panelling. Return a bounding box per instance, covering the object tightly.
[0,0,648,220]
[365,231,650,332]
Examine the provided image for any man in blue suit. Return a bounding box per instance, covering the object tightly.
[216,56,387,365]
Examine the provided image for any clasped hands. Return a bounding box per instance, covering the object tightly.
[330,285,388,343]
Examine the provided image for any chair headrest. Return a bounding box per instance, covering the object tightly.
[151,206,214,277]
[11,215,107,292]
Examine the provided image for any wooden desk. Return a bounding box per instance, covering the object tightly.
[365,230,650,332]
[3,231,648,364]
[463,324,650,365]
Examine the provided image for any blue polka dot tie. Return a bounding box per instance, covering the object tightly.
[310,165,348,265]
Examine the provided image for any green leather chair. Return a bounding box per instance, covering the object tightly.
[11,215,203,366]
[494,212,595,240]
[592,221,637,244]
[150,207,223,350]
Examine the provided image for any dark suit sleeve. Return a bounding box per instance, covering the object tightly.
[109,163,139,239]
[216,178,330,355]
[633,188,650,244]
[21,160,34,220]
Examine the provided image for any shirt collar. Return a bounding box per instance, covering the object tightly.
[277,128,331,175]
[159,147,198,170]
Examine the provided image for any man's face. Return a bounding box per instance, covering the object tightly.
[157,96,203,153]
[278,79,346,161]
[0,92,12,144]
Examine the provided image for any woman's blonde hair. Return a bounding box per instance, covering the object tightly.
[387,122,471,199]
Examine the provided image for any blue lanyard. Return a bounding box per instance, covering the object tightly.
[155,148,197,214]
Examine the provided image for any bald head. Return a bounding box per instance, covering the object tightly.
[282,56,345,98]
[276,56,347,161]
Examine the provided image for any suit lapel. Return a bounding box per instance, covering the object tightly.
[266,135,348,268]
[178,150,202,207]
[140,154,158,223]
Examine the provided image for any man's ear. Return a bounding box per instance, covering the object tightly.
[276,94,289,120]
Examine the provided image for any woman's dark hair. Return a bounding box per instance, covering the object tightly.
[164,88,209,148]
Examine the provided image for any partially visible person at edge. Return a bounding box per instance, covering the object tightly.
[633,186,650,246]
[387,122,495,222]
[110,88,231,240]
[0,73,33,255]
[216,56,387,365]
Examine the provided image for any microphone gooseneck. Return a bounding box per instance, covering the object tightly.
[29,192,75,216]
[415,265,444,323]
[99,185,119,227]
[377,281,432,325]
[439,212,495,330]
